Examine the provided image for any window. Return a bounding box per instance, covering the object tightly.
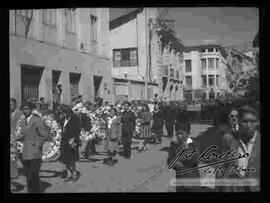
[185,60,192,72]
[185,76,192,87]
[90,15,97,42]
[200,49,206,53]
[208,48,214,52]
[163,65,168,75]
[130,49,137,66]
[44,9,57,26]
[216,58,219,69]
[170,68,174,78]
[176,70,179,79]
[202,75,207,87]
[113,50,121,67]
[113,48,138,67]
[216,75,219,87]
[65,9,76,33]
[208,58,214,69]
[201,59,206,69]
[208,75,214,86]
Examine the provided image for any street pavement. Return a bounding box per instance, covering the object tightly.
[11,124,212,193]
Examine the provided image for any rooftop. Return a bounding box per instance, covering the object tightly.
[184,44,228,58]
[109,8,144,30]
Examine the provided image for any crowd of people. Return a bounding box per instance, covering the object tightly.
[10,94,260,193]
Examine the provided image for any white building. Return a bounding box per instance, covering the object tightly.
[10,8,113,107]
[109,8,185,103]
[183,44,228,100]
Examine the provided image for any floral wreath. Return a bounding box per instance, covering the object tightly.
[13,111,62,162]
[76,107,109,142]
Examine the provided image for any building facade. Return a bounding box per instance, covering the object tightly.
[183,45,228,101]
[10,9,113,107]
[109,8,185,103]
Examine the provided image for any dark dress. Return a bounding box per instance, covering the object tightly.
[59,115,81,164]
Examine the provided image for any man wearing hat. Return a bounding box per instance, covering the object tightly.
[121,101,136,159]
[13,102,49,193]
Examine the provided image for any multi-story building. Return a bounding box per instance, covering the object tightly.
[109,8,185,103]
[183,44,228,101]
[9,8,113,106]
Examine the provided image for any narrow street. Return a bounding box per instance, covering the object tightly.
[12,124,211,193]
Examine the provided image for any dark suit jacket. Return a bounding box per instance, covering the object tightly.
[222,131,260,192]
[121,110,136,133]
[14,114,49,160]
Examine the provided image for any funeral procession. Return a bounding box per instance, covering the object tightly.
[9,7,260,193]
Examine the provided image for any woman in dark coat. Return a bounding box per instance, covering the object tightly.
[151,103,164,144]
[59,106,81,182]
[175,104,189,133]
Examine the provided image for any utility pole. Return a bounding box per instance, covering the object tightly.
[145,8,148,100]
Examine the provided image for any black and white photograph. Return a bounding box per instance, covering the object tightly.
[9,7,260,194]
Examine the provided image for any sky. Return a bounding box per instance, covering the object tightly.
[109,7,259,47]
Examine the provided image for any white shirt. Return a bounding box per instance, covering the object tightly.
[26,114,33,125]
[107,116,116,129]
[238,132,257,177]
[63,117,70,129]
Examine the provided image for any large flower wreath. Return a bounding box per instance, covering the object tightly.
[76,107,108,142]
[13,111,62,162]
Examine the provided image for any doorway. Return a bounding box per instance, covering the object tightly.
[52,70,61,108]
[70,73,81,101]
[21,64,44,104]
[93,76,102,98]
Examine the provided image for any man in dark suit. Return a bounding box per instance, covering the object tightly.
[14,102,49,193]
[165,102,176,138]
[121,101,136,159]
[222,106,260,192]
